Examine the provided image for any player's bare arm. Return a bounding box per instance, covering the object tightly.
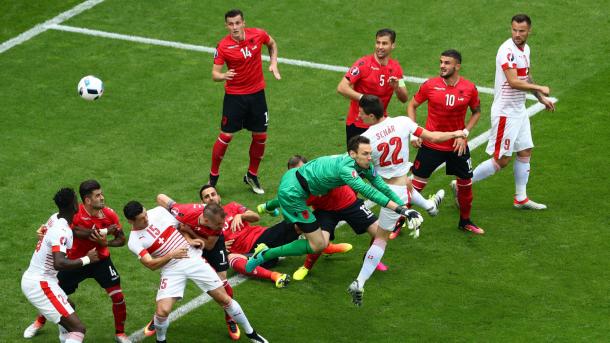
[231,210,260,232]
[407,98,423,148]
[106,229,126,247]
[139,248,188,271]
[453,105,482,155]
[72,225,95,239]
[265,36,281,80]
[177,223,219,250]
[504,68,550,95]
[53,248,100,270]
[337,77,362,101]
[389,76,408,103]
[420,128,466,143]
[212,63,236,82]
[527,75,556,111]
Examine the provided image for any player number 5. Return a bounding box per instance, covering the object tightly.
[379,74,385,86]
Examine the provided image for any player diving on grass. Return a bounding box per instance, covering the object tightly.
[245,134,425,277]
[347,94,467,306]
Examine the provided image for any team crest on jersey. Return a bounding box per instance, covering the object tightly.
[351,170,359,178]
[507,52,515,62]
[350,67,360,76]
[170,207,181,217]
[301,210,310,219]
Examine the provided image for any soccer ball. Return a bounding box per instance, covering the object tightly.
[77,75,104,101]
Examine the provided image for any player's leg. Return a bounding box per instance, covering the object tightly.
[153,297,177,343]
[473,116,515,182]
[448,147,485,235]
[410,146,446,214]
[243,90,269,194]
[23,313,46,338]
[512,117,546,209]
[154,265,187,343]
[229,254,290,288]
[91,258,129,342]
[209,93,245,187]
[340,200,387,270]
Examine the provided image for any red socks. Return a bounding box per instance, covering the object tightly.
[412,178,427,192]
[457,178,473,220]
[303,254,321,269]
[210,133,233,175]
[230,256,275,281]
[106,285,126,334]
[248,133,267,175]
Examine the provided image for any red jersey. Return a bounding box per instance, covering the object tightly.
[221,202,266,254]
[169,203,221,238]
[68,204,122,259]
[413,76,480,151]
[214,28,270,95]
[306,185,356,211]
[344,55,404,128]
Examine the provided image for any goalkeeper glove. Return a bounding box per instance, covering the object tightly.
[394,206,424,230]
[257,203,280,217]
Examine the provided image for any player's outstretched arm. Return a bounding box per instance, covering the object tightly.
[266,36,281,80]
[156,194,175,210]
[419,128,466,143]
[53,248,99,270]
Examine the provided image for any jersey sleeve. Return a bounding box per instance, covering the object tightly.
[226,202,248,215]
[344,57,368,84]
[107,209,123,230]
[339,166,392,207]
[498,46,517,70]
[398,116,423,137]
[257,28,270,45]
[48,228,69,254]
[394,62,404,78]
[413,80,430,104]
[213,44,225,65]
[469,85,481,109]
[127,234,147,259]
[362,166,404,205]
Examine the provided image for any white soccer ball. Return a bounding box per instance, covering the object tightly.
[77,75,104,101]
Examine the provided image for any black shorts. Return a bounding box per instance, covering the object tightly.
[411,144,473,179]
[58,257,121,295]
[253,221,301,250]
[345,124,368,148]
[221,90,268,133]
[314,199,377,240]
[202,234,229,272]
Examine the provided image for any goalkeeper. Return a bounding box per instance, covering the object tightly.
[246,135,423,273]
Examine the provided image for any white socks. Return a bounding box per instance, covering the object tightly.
[154,315,169,341]
[410,188,434,211]
[356,239,387,287]
[224,299,253,334]
[472,158,500,182]
[65,332,84,343]
[514,156,531,201]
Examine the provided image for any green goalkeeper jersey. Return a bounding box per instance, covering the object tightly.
[298,153,403,207]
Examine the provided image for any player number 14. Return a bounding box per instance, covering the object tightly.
[241,47,252,59]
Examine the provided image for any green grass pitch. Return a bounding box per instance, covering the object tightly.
[1,1,609,342]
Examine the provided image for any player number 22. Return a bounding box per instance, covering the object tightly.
[378,137,404,167]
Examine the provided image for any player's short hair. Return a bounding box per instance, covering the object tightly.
[225,9,244,21]
[376,28,396,43]
[347,135,371,153]
[359,94,384,119]
[512,14,531,26]
[79,179,101,202]
[203,202,226,220]
[441,49,462,64]
[123,201,144,220]
[53,188,76,212]
[287,155,308,169]
[199,184,216,200]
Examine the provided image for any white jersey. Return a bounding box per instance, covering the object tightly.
[128,206,199,272]
[362,116,422,179]
[491,38,531,117]
[24,213,73,281]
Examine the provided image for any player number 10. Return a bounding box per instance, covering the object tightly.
[445,94,455,107]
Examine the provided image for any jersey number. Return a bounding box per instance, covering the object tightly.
[240,47,252,59]
[377,137,404,167]
[146,225,161,238]
[160,278,168,290]
[445,94,455,107]
[379,74,386,86]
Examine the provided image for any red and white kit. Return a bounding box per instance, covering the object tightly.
[21,214,75,323]
[362,116,423,230]
[214,27,270,95]
[345,55,404,129]
[486,38,533,158]
[128,207,223,301]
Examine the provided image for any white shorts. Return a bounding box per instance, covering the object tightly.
[21,273,74,324]
[156,256,224,301]
[378,184,411,231]
[485,115,534,159]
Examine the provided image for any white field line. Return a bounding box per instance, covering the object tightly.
[46,24,546,100]
[0,0,105,54]
[36,22,558,342]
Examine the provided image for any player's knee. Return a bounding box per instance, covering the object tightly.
[155,303,172,317]
[209,287,232,306]
[309,239,328,253]
[495,156,511,168]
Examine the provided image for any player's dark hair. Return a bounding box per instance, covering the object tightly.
[441,49,462,64]
[376,28,396,43]
[199,184,216,200]
[54,188,77,212]
[359,94,384,119]
[225,9,244,21]
[512,14,531,26]
[79,179,101,202]
[123,201,144,220]
[287,155,308,169]
[347,135,370,153]
[203,202,226,219]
